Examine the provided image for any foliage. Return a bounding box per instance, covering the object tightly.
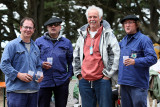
[0,0,160,50]
[0,0,160,82]
[0,0,160,43]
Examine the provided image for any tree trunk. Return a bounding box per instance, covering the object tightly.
[28,0,44,41]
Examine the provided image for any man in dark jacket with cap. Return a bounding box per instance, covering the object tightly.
[35,17,73,107]
[118,15,157,107]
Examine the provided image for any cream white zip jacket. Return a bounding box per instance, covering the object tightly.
[73,20,120,85]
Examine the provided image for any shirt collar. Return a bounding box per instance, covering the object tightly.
[17,36,33,44]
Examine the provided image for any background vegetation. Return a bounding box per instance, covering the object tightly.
[0,0,160,81]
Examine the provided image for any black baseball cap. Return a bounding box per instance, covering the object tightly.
[44,17,62,26]
[120,15,139,24]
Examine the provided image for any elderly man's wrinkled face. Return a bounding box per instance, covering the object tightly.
[123,20,138,34]
[87,9,102,31]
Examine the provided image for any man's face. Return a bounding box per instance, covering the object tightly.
[87,9,102,31]
[123,20,137,34]
[47,23,61,38]
[20,20,35,39]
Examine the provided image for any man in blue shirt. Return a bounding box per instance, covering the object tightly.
[35,17,73,107]
[118,15,157,107]
[0,17,43,107]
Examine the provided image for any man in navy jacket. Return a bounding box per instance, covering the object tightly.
[118,15,157,107]
[35,17,73,107]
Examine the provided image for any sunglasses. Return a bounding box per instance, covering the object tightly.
[48,23,61,27]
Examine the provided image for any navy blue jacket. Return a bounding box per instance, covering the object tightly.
[118,31,157,89]
[35,33,73,87]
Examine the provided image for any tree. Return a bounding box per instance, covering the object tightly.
[0,0,160,81]
[116,0,160,43]
[1,0,159,44]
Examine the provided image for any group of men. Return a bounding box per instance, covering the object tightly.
[0,5,158,107]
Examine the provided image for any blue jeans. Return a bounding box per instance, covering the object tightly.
[120,85,148,107]
[7,92,38,107]
[79,78,112,107]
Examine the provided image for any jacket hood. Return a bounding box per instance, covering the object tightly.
[44,31,63,41]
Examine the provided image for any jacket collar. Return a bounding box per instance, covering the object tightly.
[44,32,62,41]
[126,31,141,40]
[17,36,34,44]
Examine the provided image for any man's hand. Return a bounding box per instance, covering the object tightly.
[77,74,83,80]
[17,72,33,82]
[124,58,135,66]
[36,75,44,83]
[103,76,110,80]
[42,62,52,69]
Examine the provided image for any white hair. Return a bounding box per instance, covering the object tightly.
[85,5,103,19]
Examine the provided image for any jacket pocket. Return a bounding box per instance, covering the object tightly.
[58,46,69,54]
[40,46,50,56]
[131,49,144,58]
[13,51,25,62]
[31,51,39,63]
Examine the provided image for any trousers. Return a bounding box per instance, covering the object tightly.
[120,85,148,107]
[79,78,112,107]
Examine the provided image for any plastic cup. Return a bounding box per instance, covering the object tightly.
[28,70,34,76]
[123,56,129,63]
[35,71,43,81]
[47,57,53,65]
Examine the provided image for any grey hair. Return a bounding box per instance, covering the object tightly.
[85,5,103,19]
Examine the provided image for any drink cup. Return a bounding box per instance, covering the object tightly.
[47,57,53,65]
[35,71,43,81]
[28,70,34,76]
[123,56,129,63]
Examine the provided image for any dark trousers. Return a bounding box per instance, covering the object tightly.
[38,80,69,107]
[112,89,118,107]
[120,85,147,107]
[7,92,38,107]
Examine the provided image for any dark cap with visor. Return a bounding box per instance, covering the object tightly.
[120,15,139,24]
[44,17,62,26]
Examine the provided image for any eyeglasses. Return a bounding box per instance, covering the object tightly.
[123,21,135,25]
[48,23,61,27]
[22,26,34,30]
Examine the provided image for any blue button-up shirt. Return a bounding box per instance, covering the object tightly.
[118,31,157,89]
[0,36,42,92]
[35,33,73,87]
